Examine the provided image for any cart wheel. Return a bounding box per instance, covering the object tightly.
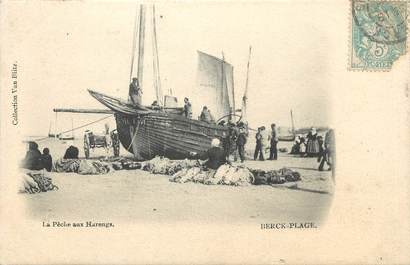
[84,134,90,159]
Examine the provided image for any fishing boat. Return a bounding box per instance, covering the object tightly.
[88,5,250,160]
[278,109,296,141]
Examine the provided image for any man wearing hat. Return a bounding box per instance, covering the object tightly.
[129,77,142,105]
[269,123,278,160]
[236,121,248,163]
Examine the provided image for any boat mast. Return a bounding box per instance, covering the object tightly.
[151,5,163,106]
[137,5,146,93]
[54,112,58,139]
[71,117,74,139]
[129,6,139,84]
[241,46,252,122]
[221,52,225,121]
[290,109,295,135]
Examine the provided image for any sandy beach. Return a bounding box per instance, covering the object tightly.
[23,138,334,225]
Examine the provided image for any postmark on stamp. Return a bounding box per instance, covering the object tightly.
[350,0,408,71]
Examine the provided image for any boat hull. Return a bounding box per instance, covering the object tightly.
[115,112,229,160]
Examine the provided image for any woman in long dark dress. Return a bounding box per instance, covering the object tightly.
[306,128,320,157]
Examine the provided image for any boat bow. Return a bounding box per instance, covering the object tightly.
[88,89,152,115]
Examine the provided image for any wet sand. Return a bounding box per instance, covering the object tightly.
[23,138,334,225]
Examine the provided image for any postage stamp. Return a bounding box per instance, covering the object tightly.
[350,0,408,71]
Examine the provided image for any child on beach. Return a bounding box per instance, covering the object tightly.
[41,148,53,172]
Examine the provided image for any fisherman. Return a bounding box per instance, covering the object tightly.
[268,123,278,160]
[225,121,238,161]
[317,136,329,171]
[40,148,53,172]
[151,100,160,110]
[104,123,112,156]
[218,120,226,126]
[183,97,192,118]
[190,138,227,170]
[324,129,335,177]
[204,138,227,170]
[254,127,263,160]
[110,129,120,157]
[199,106,215,123]
[236,122,248,163]
[129,77,142,105]
[259,126,269,160]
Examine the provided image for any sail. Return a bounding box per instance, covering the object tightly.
[196,51,233,121]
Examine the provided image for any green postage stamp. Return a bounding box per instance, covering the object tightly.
[350,0,408,71]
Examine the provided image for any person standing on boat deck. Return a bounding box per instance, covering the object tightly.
[199,106,215,123]
[268,123,278,160]
[183,97,192,118]
[129,77,142,105]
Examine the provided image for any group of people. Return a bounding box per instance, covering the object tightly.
[183,97,216,124]
[21,142,53,172]
[290,128,335,171]
[21,141,80,172]
[290,128,321,157]
[191,120,249,170]
[254,123,278,161]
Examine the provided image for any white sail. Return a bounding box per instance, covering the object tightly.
[196,51,234,121]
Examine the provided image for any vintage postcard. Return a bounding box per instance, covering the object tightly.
[0,0,409,264]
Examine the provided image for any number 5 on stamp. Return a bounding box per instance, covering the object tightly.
[350,0,408,71]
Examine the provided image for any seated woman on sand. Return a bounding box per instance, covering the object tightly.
[21,141,43,170]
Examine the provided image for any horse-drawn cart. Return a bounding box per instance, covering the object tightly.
[84,129,120,158]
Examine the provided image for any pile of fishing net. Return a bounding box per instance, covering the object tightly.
[53,159,112,175]
[250,168,301,185]
[141,157,202,175]
[170,164,255,186]
[19,171,58,194]
[77,160,113,175]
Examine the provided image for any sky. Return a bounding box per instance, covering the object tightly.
[5,1,332,136]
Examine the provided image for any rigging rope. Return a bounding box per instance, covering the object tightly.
[129,5,140,84]
[33,115,113,142]
[127,117,142,151]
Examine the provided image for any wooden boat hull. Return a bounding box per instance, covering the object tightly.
[115,112,228,160]
[88,89,229,160]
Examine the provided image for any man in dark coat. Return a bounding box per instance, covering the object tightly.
[254,127,263,160]
[324,129,336,180]
[129,77,142,105]
[236,122,248,163]
[269,123,278,160]
[190,138,227,170]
